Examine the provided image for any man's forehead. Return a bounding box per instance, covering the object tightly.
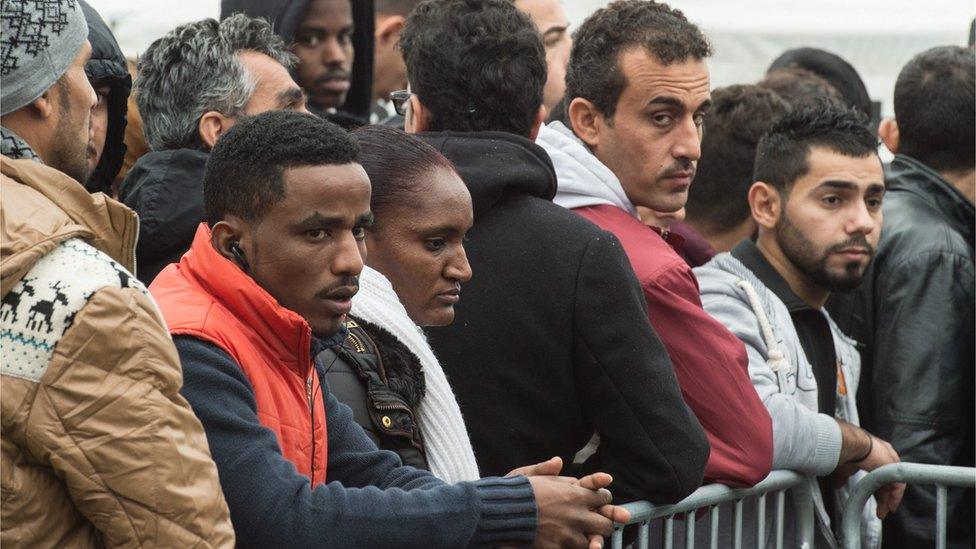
[803,147,884,186]
[300,0,353,26]
[618,47,710,101]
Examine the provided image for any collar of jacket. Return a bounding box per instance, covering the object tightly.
[536,121,640,218]
[1,155,139,293]
[416,130,557,220]
[175,223,315,374]
[888,154,975,245]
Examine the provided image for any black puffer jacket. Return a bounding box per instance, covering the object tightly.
[319,318,428,470]
[80,0,131,194]
[219,0,374,126]
[118,149,209,284]
[828,154,975,548]
[418,130,708,505]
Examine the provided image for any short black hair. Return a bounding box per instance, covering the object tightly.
[565,0,711,120]
[893,46,975,173]
[352,125,457,228]
[686,85,791,232]
[399,0,546,137]
[758,67,844,111]
[204,111,359,225]
[754,104,877,194]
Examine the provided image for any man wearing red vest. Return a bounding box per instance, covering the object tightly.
[150,110,628,548]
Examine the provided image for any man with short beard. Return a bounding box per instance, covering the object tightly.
[696,104,903,547]
[1,1,233,544]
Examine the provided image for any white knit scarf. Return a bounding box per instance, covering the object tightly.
[351,266,481,482]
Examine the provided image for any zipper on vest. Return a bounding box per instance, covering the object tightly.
[347,331,367,353]
[307,374,315,481]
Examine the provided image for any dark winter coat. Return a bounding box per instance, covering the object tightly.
[319,318,429,471]
[80,0,131,194]
[417,130,709,505]
[117,148,209,284]
[828,154,975,548]
[219,0,374,125]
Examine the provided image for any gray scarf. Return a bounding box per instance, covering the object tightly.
[1,126,41,162]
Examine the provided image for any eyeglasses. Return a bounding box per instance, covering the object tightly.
[390,90,413,116]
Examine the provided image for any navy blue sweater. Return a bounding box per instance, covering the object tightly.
[175,336,537,548]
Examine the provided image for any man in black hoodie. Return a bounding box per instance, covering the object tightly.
[119,15,309,284]
[398,0,709,505]
[220,0,374,127]
[79,0,131,196]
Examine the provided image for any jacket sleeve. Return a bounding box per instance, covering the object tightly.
[699,285,842,476]
[175,336,538,549]
[22,287,235,547]
[645,264,773,487]
[871,251,975,546]
[573,234,709,504]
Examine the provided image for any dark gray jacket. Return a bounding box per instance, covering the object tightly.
[828,154,975,548]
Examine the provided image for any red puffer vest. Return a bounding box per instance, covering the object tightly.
[150,224,328,485]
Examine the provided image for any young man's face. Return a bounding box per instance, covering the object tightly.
[591,48,711,214]
[774,147,885,292]
[51,40,97,185]
[515,0,571,113]
[86,78,111,179]
[244,163,373,337]
[292,0,354,111]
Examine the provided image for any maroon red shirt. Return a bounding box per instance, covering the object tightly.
[575,204,773,486]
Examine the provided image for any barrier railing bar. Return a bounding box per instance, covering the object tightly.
[709,505,719,549]
[936,485,947,549]
[733,499,743,549]
[685,511,695,549]
[637,522,649,549]
[757,494,766,548]
[840,463,976,549]
[775,490,785,549]
[664,516,673,549]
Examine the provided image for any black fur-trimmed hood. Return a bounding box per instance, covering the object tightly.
[353,318,425,409]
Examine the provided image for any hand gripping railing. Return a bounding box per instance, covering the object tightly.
[608,470,815,549]
[840,463,976,549]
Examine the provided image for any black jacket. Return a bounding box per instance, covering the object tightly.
[219,0,374,125]
[118,149,209,284]
[417,131,709,504]
[319,319,429,470]
[80,0,131,194]
[828,154,975,548]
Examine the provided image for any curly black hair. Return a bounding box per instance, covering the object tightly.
[399,0,546,137]
[754,103,878,194]
[894,46,975,173]
[565,0,711,120]
[204,111,359,225]
[686,85,791,232]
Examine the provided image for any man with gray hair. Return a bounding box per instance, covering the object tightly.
[1,1,234,545]
[119,13,309,283]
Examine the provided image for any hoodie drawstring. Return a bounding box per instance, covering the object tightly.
[736,278,792,393]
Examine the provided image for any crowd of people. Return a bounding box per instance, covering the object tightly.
[0,0,972,547]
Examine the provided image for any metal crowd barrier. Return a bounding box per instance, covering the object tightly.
[840,462,976,549]
[608,470,815,549]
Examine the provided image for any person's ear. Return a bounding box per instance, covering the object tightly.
[568,97,603,147]
[878,118,899,155]
[528,105,547,141]
[31,87,58,120]
[199,111,236,150]
[748,181,782,231]
[210,216,249,269]
[375,15,405,47]
[405,94,430,133]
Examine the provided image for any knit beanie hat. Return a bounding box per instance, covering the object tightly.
[1,0,89,116]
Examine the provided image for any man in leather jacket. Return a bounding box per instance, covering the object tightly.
[828,46,975,548]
